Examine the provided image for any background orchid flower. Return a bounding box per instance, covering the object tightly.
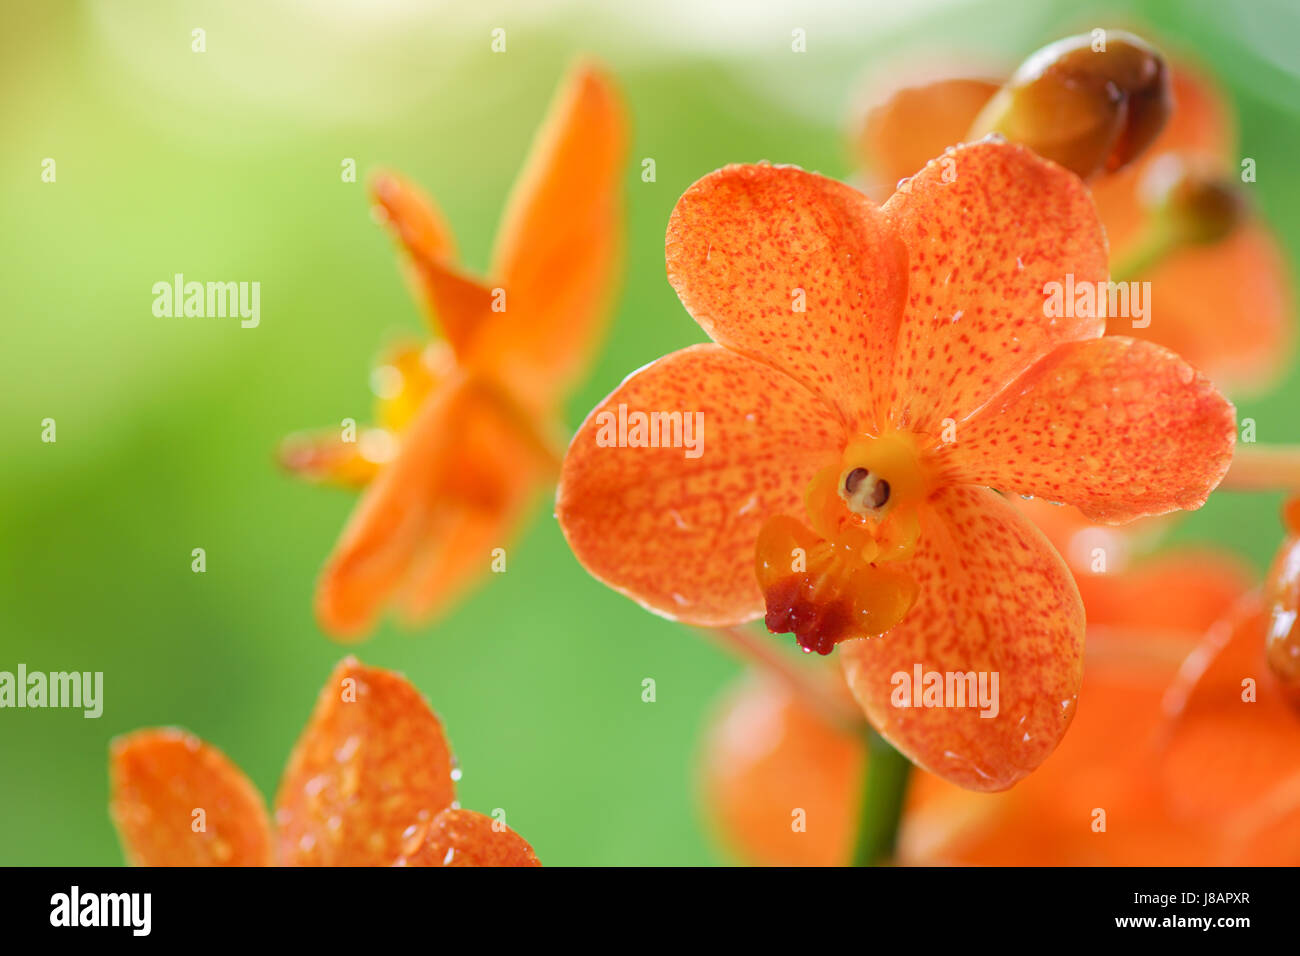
[558,138,1236,791]
[109,658,539,867]
[1148,499,1300,864]
[852,38,1293,396]
[701,548,1265,865]
[281,61,628,639]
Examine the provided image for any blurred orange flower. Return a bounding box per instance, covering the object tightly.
[700,671,866,867]
[282,61,628,638]
[1264,496,1300,700]
[109,658,540,867]
[701,549,1278,865]
[853,51,1292,395]
[559,138,1236,791]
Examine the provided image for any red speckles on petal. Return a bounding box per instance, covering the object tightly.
[936,336,1236,523]
[839,485,1084,791]
[274,658,456,867]
[882,140,1109,432]
[557,344,845,626]
[393,808,541,867]
[666,163,907,431]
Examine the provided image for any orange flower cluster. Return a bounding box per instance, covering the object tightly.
[132,29,1293,869]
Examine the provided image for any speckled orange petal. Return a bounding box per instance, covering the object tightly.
[477,61,628,414]
[839,485,1084,792]
[665,163,907,431]
[881,139,1109,432]
[1159,595,1300,859]
[852,77,1000,198]
[1124,223,1293,395]
[937,336,1236,523]
[274,658,457,867]
[370,172,490,356]
[392,808,541,867]
[110,729,273,867]
[557,344,844,626]
[314,377,553,638]
[700,672,865,867]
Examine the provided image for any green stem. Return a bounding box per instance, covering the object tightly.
[1110,219,1181,284]
[850,729,913,867]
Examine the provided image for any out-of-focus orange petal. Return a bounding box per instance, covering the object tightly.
[1221,770,1300,865]
[920,628,1207,864]
[852,77,999,198]
[938,337,1236,523]
[700,672,864,866]
[1159,595,1300,864]
[1125,223,1293,395]
[1090,64,1234,253]
[274,658,457,867]
[1265,518,1300,700]
[880,139,1109,432]
[370,172,492,356]
[478,61,628,414]
[314,377,552,638]
[110,729,273,867]
[556,344,844,626]
[393,808,541,867]
[839,485,1084,792]
[370,170,459,264]
[394,468,538,626]
[665,163,907,432]
[1077,548,1254,635]
[1011,496,1175,578]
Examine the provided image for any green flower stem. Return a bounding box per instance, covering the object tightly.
[851,729,913,867]
[1110,219,1180,284]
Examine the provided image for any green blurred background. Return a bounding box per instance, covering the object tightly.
[2,0,1298,865]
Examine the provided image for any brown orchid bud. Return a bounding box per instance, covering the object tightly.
[1139,152,1248,245]
[969,30,1171,179]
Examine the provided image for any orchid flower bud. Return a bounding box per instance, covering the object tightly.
[1139,152,1248,246]
[969,30,1171,179]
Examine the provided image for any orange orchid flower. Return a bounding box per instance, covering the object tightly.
[701,549,1261,865]
[281,61,628,639]
[109,658,540,867]
[853,45,1293,395]
[558,138,1236,791]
